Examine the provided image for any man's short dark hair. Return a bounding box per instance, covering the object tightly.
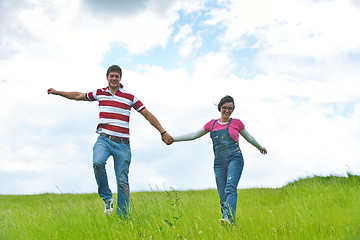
[218,95,235,112]
[106,65,122,78]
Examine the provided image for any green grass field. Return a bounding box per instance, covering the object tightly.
[1,174,359,239]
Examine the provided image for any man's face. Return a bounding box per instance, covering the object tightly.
[107,71,121,89]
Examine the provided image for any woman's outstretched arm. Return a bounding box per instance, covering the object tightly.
[240,128,267,154]
[173,128,208,142]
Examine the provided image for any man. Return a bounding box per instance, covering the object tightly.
[48,65,173,218]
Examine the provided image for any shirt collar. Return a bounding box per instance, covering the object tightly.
[105,84,123,95]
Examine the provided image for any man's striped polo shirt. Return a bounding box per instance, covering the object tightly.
[86,86,145,139]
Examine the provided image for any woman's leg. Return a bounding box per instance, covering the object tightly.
[224,152,244,222]
[214,160,228,218]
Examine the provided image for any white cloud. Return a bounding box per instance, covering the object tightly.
[174,24,202,58]
[179,34,202,58]
[206,0,360,57]
[177,0,207,14]
[174,24,192,42]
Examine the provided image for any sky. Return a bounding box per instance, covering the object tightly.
[1,0,359,195]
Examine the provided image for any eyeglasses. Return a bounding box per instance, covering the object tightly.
[221,106,233,111]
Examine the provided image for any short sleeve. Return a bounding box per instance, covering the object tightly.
[85,89,98,102]
[131,96,145,112]
[203,119,216,132]
[234,119,245,132]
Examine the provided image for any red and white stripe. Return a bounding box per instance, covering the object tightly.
[86,87,145,139]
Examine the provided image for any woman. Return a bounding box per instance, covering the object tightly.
[173,95,267,225]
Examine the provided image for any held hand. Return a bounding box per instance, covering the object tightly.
[260,147,267,154]
[162,132,174,145]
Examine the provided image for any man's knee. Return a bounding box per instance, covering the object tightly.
[117,176,129,191]
[93,160,105,170]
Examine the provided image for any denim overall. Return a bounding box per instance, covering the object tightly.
[210,118,244,222]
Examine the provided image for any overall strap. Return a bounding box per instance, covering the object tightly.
[226,118,233,129]
[210,119,217,132]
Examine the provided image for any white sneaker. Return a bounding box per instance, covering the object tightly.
[219,218,232,226]
[104,198,114,216]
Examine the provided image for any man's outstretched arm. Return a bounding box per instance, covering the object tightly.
[140,108,174,145]
[47,88,87,101]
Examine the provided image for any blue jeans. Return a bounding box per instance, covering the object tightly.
[93,135,131,217]
[214,150,244,222]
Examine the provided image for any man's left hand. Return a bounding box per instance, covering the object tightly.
[162,132,174,145]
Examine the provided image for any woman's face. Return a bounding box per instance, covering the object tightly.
[220,102,234,119]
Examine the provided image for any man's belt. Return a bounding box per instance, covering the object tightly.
[100,133,130,144]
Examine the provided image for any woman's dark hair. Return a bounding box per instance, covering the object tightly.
[106,65,122,78]
[218,95,235,112]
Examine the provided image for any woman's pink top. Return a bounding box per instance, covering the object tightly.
[204,118,245,142]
